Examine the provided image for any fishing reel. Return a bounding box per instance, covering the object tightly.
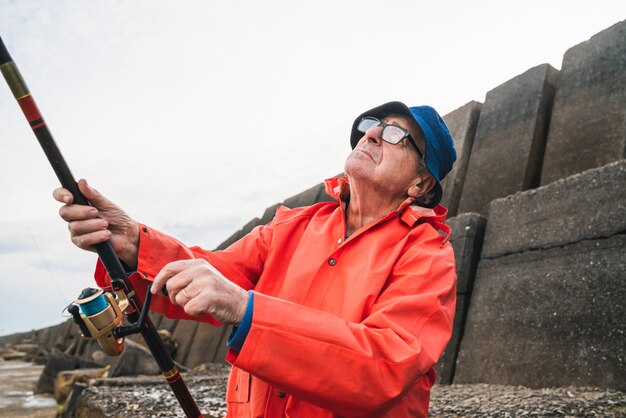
[67,283,154,356]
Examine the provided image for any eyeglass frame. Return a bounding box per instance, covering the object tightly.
[356,117,424,159]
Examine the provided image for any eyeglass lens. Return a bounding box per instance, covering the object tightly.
[357,117,407,144]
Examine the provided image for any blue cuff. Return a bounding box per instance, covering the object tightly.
[226,291,254,352]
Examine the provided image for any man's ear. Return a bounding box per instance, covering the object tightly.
[407,174,436,199]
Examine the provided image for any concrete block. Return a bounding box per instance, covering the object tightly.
[541,20,626,186]
[240,217,262,235]
[184,323,229,367]
[36,351,79,394]
[435,213,486,384]
[441,101,482,217]
[448,213,487,294]
[282,183,325,209]
[0,330,36,346]
[157,317,179,332]
[213,325,232,364]
[260,202,282,225]
[483,160,626,258]
[435,294,468,384]
[457,64,558,215]
[37,321,69,350]
[149,312,163,329]
[215,229,245,250]
[454,235,626,390]
[172,319,199,365]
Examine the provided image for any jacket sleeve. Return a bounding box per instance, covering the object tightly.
[227,231,457,416]
[93,221,274,324]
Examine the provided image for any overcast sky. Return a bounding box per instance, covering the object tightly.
[0,1,623,335]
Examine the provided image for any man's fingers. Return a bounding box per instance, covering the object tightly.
[71,229,112,249]
[151,259,195,295]
[52,187,73,204]
[59,204,99,222]
[77,179,115,210]
[68,218,109,236]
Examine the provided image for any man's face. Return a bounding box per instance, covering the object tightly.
[344,115,422,197]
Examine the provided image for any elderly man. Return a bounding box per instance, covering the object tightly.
[54,101,457,417]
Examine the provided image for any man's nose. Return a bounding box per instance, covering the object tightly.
[364,124,383,145]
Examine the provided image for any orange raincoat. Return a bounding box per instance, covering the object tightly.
[95,177,456,417]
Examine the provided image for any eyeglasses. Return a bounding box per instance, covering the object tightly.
[356,117,423,158]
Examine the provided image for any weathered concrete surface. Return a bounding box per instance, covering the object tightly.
[0,329,36,347]
[436,213,486,384]
[54,367,109,403]
[108,339,161,377]
[35,350,98,394]
[260,203,282,226]
[282,182,326,209]
[541,20,626,186]
[454,234,626,390]
[217,217,263,251]
[457,64,559,215]
[483,159,626,258]
[213,327,231,364]
[185,323,228,367]
[440,101,482,217]
[171,320,199,365]
[436,295,468,385]
[447,213,487,294]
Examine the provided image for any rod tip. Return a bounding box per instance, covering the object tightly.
[0,37,13,65]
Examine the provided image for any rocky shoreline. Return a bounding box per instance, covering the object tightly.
[2,340,626,417]
[2,327,626,417]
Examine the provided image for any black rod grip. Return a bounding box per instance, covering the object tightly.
[0,37,12,65]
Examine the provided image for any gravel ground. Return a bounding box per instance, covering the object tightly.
[429,384,626,417]
[60,368,626,418]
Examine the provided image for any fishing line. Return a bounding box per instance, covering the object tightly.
[0,173,71,309]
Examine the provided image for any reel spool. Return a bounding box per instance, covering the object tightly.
[68,288,127,355]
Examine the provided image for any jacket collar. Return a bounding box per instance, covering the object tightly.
[324,176,449,232]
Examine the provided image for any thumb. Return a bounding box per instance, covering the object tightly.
[77,179,114,210]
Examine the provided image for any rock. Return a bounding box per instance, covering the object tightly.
[1,349,26,361]
[541,20,626,185]
[457,64,558,215]
[35,350,101,394]
[35,350,80,394]
[59,372,230,418]
[54,366,110,403]
[108,339,161,377]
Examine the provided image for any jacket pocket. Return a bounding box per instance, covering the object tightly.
[226,368,251,403]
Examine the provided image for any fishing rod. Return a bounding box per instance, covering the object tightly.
[0,37,203,418]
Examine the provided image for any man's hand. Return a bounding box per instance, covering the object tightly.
[53,179,140,269]
[151,259,249,325]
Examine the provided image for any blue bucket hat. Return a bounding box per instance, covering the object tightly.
[350,101,456,208]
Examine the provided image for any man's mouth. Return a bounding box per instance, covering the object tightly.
[356,148,375,161]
